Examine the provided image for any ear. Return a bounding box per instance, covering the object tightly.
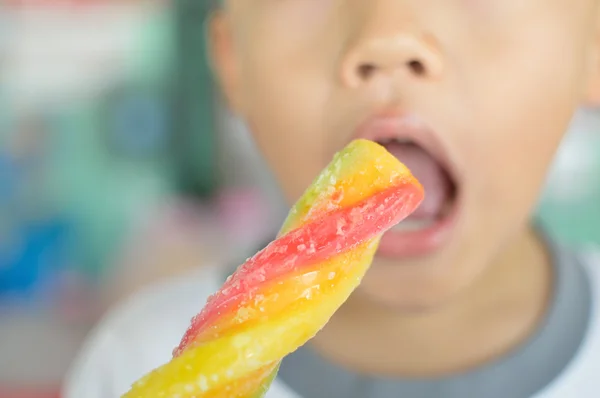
[207,10,244,113]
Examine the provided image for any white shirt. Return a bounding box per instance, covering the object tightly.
[62,249,600,398]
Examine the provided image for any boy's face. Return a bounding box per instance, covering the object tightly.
[212,1,600,308]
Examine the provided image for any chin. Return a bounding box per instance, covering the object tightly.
[358,290,460,314]
[355,252,471,313]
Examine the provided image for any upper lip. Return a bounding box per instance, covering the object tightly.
[352,112,460,186]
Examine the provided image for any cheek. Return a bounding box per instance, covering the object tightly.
[235,24,341,203]
[240,62,332,203]
[462,37,584,216]
[469,106,573,233]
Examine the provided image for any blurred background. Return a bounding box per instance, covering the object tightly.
[0,1,598,397]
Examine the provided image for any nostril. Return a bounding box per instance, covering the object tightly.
[347,56,431,86]
[358,63,377,80]
[408,59,426,76]
[358,60,426,81]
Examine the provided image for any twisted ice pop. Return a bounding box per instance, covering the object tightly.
[123,139,424,398]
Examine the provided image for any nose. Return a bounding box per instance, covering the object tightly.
[341,7,444,88]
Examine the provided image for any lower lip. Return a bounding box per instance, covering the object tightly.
[377,198,461,258]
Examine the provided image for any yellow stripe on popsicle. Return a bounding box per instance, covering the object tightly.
[122,139,424,397]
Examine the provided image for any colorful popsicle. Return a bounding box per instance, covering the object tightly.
[122,139,424,398]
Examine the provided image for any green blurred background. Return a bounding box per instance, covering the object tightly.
[538,110,600,246]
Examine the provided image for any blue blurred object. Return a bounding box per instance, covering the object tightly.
[0,217,72,298]
[0,134,75,300]
[109,89,171,158]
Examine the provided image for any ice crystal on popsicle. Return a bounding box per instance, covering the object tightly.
[122,139,424,398]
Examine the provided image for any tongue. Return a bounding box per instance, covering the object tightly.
[385,142,453,219]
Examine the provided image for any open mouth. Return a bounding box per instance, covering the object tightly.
[355,115,460,257]
[379,139,458,231]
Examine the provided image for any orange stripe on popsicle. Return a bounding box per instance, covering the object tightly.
[122,139,424,398]
[176,184,422,352]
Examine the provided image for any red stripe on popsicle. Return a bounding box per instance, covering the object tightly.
[174,182,423,356]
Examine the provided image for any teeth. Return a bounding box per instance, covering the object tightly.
[391,219,436,232]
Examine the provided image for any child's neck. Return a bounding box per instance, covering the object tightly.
[310,226,552,377]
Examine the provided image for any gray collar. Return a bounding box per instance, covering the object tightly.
[278,237,592,398]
